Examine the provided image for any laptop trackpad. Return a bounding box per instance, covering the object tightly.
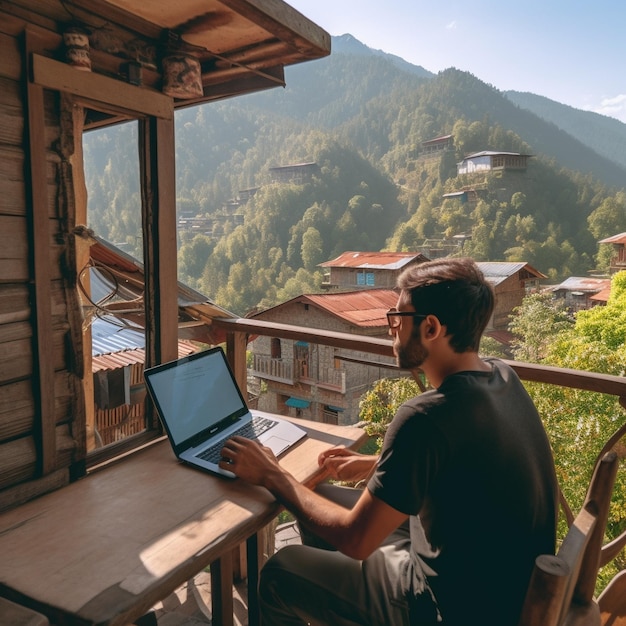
[263,435,291,457]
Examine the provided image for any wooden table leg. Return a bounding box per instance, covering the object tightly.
[247,532,262,626]
[209,555,234,626]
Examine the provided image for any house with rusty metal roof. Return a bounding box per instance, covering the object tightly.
[248,289,400,426]
[552,276,612,312]
[319,251,430,290]
[599,232,626,275]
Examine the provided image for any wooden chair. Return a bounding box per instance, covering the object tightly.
[598,570,626,626]
[518,451,620,626]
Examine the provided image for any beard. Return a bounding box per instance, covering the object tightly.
[394,332,429,370]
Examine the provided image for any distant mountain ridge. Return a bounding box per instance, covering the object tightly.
[279,35,626,189]
[331,33,434,79]
[505,90,626,171]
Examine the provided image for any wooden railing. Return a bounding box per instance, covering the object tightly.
[212,316,626,409]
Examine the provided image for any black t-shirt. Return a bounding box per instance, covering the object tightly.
[367,359,559,626]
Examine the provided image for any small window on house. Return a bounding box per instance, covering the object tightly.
[271,337,282,359]
[357,271,375,286]
[322,405,341,425]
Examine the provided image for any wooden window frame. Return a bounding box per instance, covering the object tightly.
[26,29,178,470]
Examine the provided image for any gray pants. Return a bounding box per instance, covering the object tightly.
[258,484,438,626]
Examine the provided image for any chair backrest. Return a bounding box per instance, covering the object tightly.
[518,451,619,626]
[598,569,626,626]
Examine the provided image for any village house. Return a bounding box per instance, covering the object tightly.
[319,250,430,290]
[249,289,400,425]
[320,252,545,333]
[420,134,454,156]
[268,161,320,184]
[599,232,626,275]
[457,151,532,175]
[477,261,546,329]
[551,276,612,312]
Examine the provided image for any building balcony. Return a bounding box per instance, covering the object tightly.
[251,354,293,384]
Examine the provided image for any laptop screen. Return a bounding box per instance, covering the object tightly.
[144,348,249,448]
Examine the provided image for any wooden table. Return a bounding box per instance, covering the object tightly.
[0,415,368,626]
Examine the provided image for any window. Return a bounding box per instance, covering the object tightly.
[271,337,282,359]
[357,271,375,286]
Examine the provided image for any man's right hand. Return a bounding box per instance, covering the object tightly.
[318,447,377,482]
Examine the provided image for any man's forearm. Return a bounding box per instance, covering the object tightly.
[262,464,365,557]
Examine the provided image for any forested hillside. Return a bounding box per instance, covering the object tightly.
[83,35,626,316]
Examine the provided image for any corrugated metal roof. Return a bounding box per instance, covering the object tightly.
[477,262,546,285]
[598,232,626,244]
[253,289,398,328]
[318,251,428,270]
[422,134,452,145]
[464,151,530,158]
[303,290,399,327]
[92,342,198,373]
[553,277,611,293]
[91,316,145,356]
[589,287,611,302]
[89,236,233,310]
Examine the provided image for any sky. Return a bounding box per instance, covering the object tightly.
[288,0,626,124]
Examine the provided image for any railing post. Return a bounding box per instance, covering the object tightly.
[225,329,248,398]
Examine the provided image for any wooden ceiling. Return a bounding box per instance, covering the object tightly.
[5,0,330,106]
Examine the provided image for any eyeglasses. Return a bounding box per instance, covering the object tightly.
[386,309,428,329]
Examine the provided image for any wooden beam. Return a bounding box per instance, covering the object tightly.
[140,116,178,370]
[25,40,56,475]
[31,53,173,120]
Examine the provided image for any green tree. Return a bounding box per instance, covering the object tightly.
[301,227,324,271]
[359,377,424,448]
[508,292,572,362]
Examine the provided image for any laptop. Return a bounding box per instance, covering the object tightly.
[144,346,307,478]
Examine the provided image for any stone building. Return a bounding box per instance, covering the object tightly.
[249,289,400,425]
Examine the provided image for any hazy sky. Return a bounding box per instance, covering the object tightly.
[288,0,626,124]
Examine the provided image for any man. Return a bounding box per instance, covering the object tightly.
[220,257,559,625]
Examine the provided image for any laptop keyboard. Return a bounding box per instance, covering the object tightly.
[197,416,275,464]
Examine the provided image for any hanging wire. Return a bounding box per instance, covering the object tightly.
[77,259,145,330]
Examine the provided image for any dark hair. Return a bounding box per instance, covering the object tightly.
[396,257,494,352]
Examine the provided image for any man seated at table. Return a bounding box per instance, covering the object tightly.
[220,257,559,626]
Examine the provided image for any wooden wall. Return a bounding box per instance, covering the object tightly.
[0,15,82,512]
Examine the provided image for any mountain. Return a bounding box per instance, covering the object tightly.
[242,35,626,189]
[331,33,434,79]
[84,34,626,314]
[505,90,626,172]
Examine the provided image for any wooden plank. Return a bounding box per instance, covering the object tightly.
[0,337,33,383]
[25,45,57,474]
[0,467,69,514]
[32,53,173,120]
[0,320,32,344]
[0,437,37,490]
[0,76,24,146]
[0,380,35,441]
[0,216,28,259]
[217,0,331,56]
[0,31,21,81]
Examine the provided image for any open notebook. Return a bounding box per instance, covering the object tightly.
[144,346,306,478]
